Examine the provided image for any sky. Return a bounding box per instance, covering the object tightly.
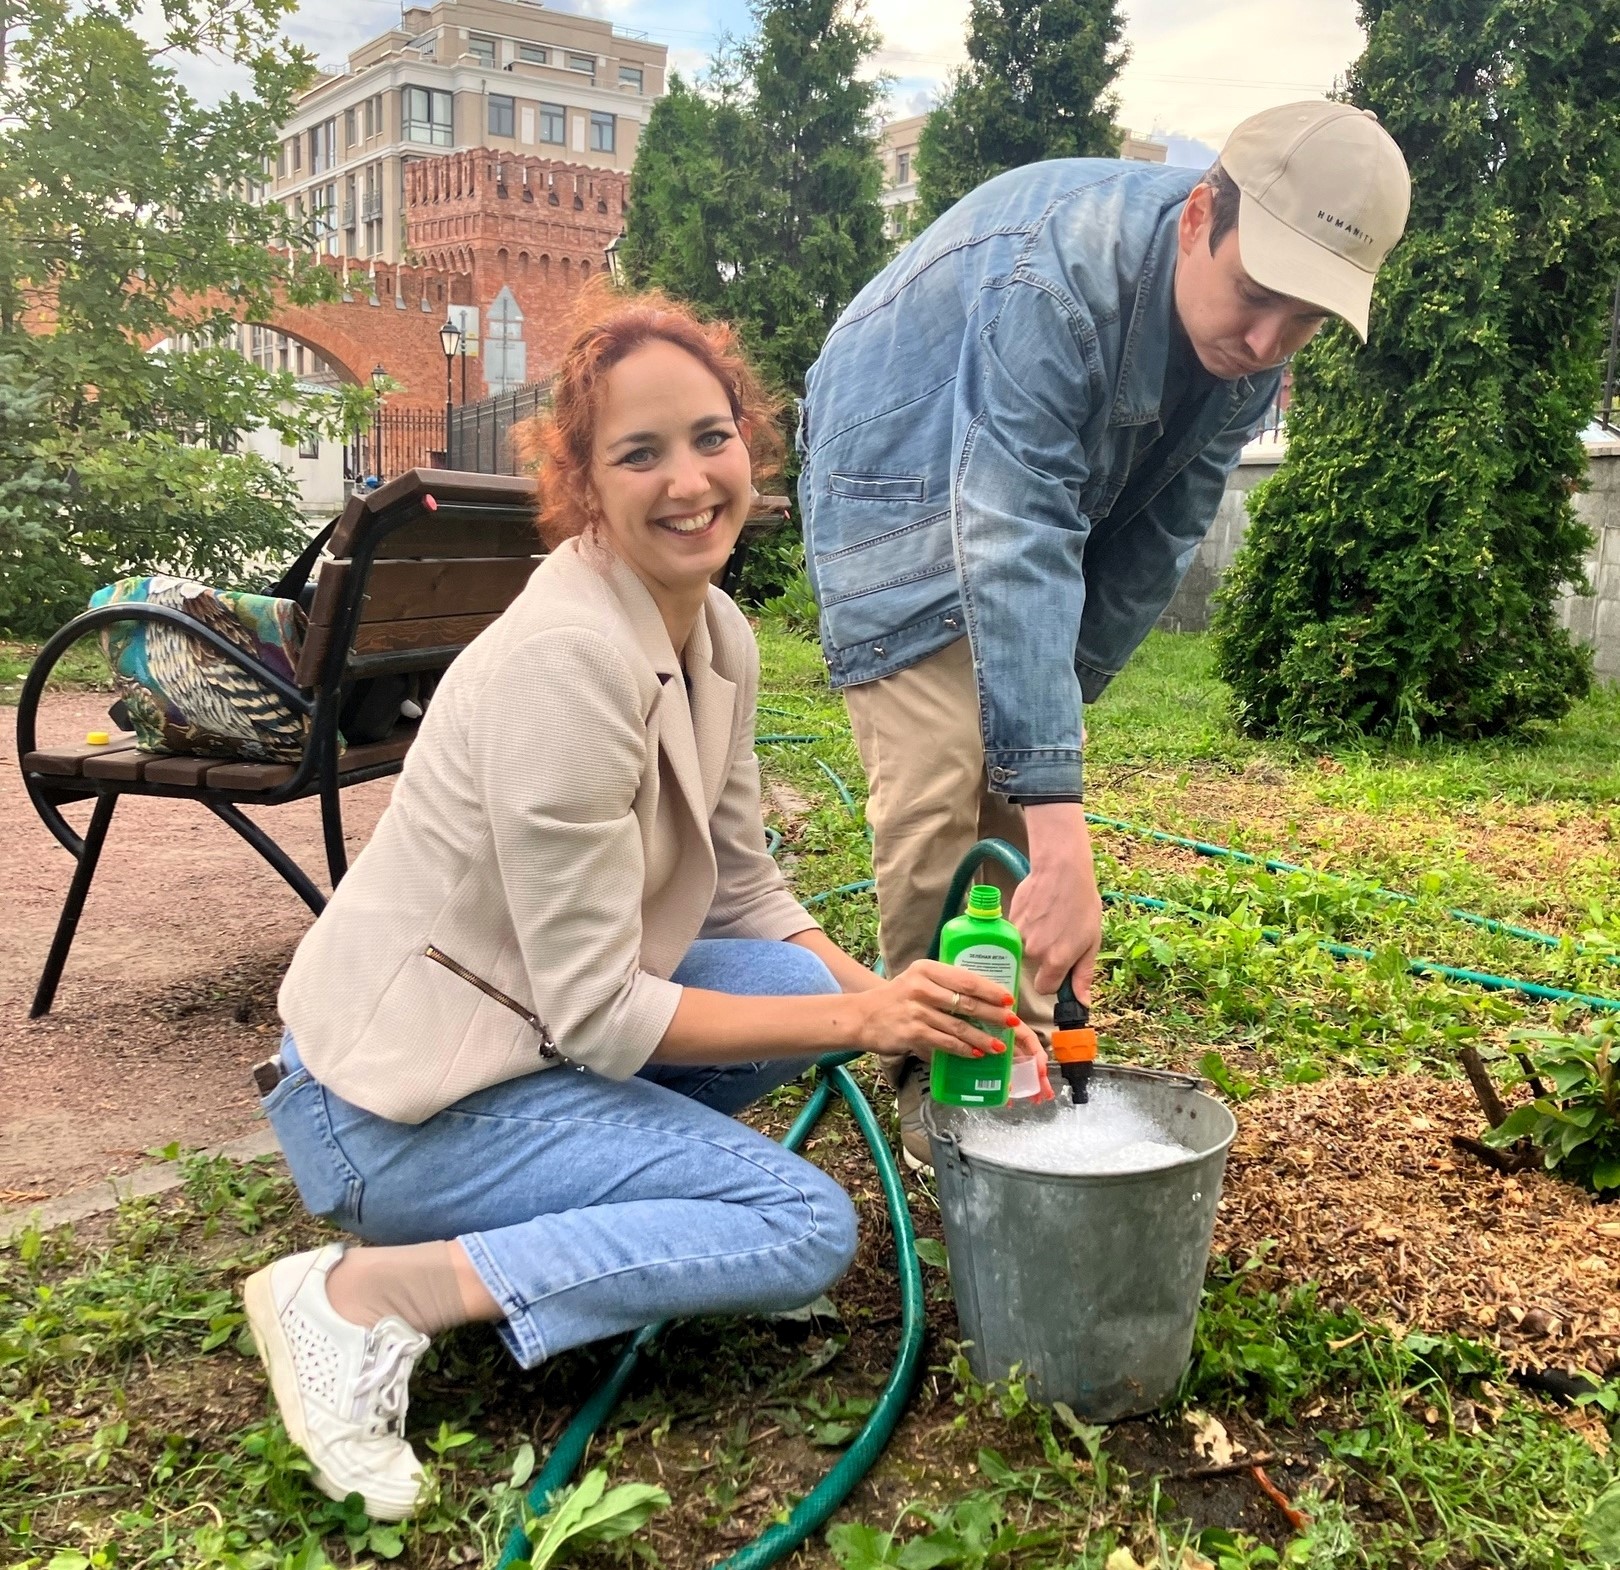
[165,0,1366,169]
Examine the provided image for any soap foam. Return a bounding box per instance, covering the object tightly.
[951,1084,1191,1175]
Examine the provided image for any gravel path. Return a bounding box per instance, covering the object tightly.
[2,692,393,1200]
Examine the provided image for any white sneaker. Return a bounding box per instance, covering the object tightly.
[243,1243,431,1521]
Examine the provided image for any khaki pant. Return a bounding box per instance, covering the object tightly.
[844,639,1055,1086]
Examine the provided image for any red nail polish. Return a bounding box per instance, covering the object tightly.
[1006,1012,1021,1027]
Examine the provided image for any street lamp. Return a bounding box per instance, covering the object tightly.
[369,363,388,484]
[604,229,624,287]
[438,319,463,466]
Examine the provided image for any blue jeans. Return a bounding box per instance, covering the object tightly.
[262,940,858,1368]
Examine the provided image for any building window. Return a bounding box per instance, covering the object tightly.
[896,151,910,184]
[468,33,496,67]
[276,142,287,178]
[298,435,320,460]
[567,52,595,77]
[488,93,515,138]
[316,183,339,254]
[519,42,547,64]
[404,86,454,146]
[344,107,357,147]
[291,136,302,171]
[310,118,336,175]
[618,64,643,91]
[363,93,379,138]
[539,102,565,144]
[590,111,615,153]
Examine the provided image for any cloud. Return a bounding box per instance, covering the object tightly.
[1113,0,1362,146]
[154,0,1362,160]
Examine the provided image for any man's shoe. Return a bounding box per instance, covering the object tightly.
[243,1243,430,1521]
[895,1059,935,1174]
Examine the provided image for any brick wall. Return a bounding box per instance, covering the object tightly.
[255,152,623,408]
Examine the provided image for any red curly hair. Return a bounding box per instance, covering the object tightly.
[514,280,784,549]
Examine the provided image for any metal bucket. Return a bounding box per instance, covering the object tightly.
[922,1064,1237,1421]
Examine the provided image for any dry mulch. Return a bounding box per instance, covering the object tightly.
[1216,1073,1620,1382]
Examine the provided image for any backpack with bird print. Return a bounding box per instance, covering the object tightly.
[90,575,311,763]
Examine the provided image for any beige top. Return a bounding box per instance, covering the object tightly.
[278,537,819,1123]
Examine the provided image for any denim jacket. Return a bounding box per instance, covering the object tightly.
[799,159,1281,798]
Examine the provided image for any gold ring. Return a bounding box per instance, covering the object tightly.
[949,990,962,1014]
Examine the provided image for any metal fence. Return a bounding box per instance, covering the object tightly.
[345,407,444,483]
[448,381,551,475]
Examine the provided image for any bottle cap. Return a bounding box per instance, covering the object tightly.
[966,884,1002,918]
[1009,1055,1043,1100]
[85,731,110,746]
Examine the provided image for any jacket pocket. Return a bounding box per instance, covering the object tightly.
[829,472,926,503]
[423,945,558,1059]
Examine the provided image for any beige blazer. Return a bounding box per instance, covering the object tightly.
[278,537,819,1123]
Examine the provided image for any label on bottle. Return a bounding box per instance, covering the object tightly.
[952,942,1018,993]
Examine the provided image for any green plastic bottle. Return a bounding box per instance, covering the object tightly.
[930,884,1023,1108]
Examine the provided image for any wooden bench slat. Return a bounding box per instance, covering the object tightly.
[371,514,542,561]
[326,471,538,557]
[204,727,418,792]
[23,734,138,777]
[82,748,149,781]
[143,754,221,786]
[352,611,501,657]
[307,555,540,630]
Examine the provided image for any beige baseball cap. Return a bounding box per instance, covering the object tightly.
[1219,100,1411,340]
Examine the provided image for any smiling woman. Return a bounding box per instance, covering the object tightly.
[242,282,1041,1526]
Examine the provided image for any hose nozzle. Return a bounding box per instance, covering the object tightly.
[1051,985,1096,1104]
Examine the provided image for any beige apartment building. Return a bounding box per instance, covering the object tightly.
[263,0,667,266]
[877,114,1169,235]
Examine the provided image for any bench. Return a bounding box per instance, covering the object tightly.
[16,468,792,1017]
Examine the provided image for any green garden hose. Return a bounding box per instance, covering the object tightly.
[494,1057,924,1570]
[1104,889,1620,1014]
[492,759,1620,1569]
[1085,812,1619,962]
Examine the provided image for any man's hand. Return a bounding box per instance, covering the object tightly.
[1010,802,1103,998]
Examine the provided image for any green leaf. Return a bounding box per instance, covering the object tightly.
[510,1440,537,1489]
[1583,1480,1620,1564]
[975,1446,1017,1484]
[826,1522,900,1570]
[913,1238,949,1269]
[524,1469,669,1566]
[367,1524,406,1559]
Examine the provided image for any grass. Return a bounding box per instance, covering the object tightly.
[0,638,110,707]
[8,1166,1614,1570]
[5,623,1619,1568]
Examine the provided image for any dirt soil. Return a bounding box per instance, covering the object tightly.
[1,691,394,1201]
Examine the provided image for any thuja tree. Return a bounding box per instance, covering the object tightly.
[914,0,1126,225]
[623,0,887,396]
[623,0,887,601]
[1212,0,1620,742]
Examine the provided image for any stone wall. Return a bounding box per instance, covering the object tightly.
[1158,436,1620,682]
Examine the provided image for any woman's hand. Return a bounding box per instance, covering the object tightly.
[845,959,1035,1061]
